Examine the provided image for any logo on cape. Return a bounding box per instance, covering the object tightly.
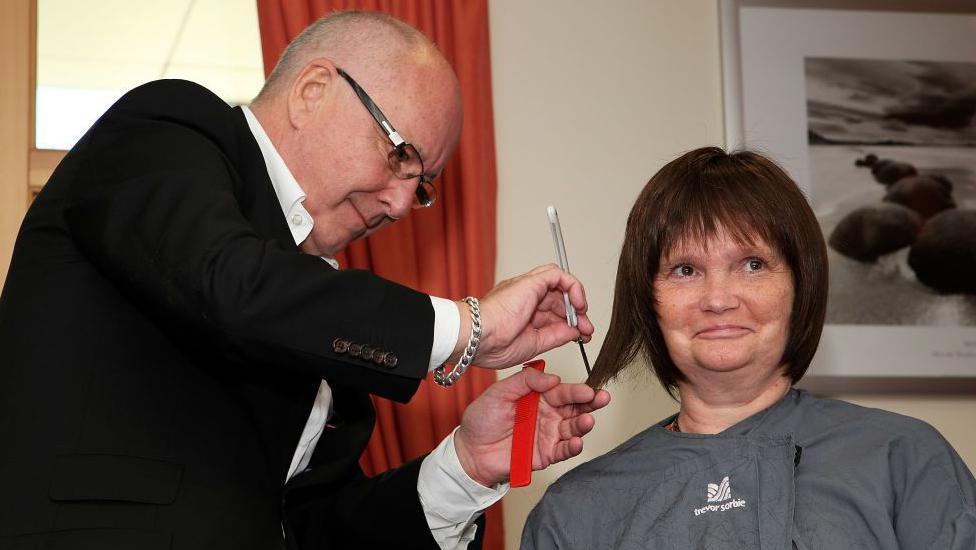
[694,475,747,517]
[707,476,732,502]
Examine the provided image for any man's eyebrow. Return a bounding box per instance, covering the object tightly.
[412,144,441,180]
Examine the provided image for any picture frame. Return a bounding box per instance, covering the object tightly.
[719,0,976,392]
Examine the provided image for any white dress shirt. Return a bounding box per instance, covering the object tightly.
[241,107,506,548]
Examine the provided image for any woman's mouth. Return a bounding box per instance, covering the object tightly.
[696,325,752,339]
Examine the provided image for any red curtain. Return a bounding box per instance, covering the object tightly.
[256,1,502,547]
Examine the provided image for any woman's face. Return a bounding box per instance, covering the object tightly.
[654,227,794,383]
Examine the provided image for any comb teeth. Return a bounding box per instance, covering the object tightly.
[510,360,546,488]
[514,400,536,423]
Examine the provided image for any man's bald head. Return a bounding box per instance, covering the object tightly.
[248,11,464,257]
[255,11,454,104]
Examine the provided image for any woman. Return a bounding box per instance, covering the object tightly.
[521,147,976,549]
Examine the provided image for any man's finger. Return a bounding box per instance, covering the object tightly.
[536,284,591,340]
[572,389,611,414]
[533,323,583,355]
[544,437,584,466]
[575,312,594,340]
[553,273,587,316]
[537,289,569,315]
[557,412,596,440]
[521,367,562,394]
[481,367,558,403]
[567,278,587,315]
[541,382,597,408]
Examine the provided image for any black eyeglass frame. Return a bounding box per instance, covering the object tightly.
[336,68,436,209]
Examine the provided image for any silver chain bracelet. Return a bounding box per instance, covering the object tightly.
[433,296,481,387]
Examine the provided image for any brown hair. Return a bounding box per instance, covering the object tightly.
[588,147,828,396]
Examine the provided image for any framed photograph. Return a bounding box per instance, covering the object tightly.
[720,0,976,391]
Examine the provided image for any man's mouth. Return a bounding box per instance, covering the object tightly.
[351,206,371,229]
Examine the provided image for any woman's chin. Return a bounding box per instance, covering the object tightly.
[698,362,750,375]
[686,355,786,385]
[690,353,759,375]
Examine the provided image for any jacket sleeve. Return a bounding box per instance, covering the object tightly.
[62,97,432,402]
[890,420,976,549]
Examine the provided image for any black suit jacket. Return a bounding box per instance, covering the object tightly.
[0,80,456,550]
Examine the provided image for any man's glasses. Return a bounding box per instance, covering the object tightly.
[336,68,436,209]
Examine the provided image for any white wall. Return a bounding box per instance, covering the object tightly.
[489,1,725,548]
[488,1,976,549]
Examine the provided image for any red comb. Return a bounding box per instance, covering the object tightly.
[510,359,546,487]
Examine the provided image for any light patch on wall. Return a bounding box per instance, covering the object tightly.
[36,0,264,150]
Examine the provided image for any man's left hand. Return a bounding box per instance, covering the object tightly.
[452,366,611,487]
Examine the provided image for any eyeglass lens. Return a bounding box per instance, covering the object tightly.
[386,144,436,208]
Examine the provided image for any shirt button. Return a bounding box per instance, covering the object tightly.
[291,213,304,225]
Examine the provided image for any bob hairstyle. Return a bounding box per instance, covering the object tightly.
[588,147,828,396]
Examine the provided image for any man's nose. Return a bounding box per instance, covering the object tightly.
[381,176,416,220]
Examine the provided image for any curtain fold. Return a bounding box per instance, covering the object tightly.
[256,1,502,547]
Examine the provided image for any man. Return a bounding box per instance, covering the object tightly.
[0,10,609,550]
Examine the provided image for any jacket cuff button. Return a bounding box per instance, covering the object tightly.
[372,351,387,365]
[332,338,349,354]
[348,343,363,357]
[383,354,398,368]
[360,346,374,362]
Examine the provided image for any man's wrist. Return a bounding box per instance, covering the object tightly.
[428,296,461,370]
[418,428,508,524]
[452,426,495,487]
[435,298,482,387]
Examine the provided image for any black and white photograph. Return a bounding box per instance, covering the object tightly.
[805,57,976,326]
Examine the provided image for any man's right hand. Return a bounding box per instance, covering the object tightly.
[450,264,591,370]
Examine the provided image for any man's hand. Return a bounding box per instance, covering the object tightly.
[452,366,611,487]
[451,264,592,369]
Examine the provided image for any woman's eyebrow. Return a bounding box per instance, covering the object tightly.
[661,242,775,264]
[659,249,705,265]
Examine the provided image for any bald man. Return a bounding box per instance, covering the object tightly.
[0,10,608,550]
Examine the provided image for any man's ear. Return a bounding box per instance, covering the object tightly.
[286,57,340,129]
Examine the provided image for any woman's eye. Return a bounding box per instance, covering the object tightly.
[744,258,765,272]
[672,264,695,277]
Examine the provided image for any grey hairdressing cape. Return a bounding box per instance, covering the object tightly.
[522,389,976,549]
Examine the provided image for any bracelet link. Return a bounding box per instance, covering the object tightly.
[433,296,481,387]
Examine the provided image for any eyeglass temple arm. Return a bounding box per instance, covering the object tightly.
[336,68,405,147]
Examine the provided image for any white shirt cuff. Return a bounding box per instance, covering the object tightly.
[418,428,509,549]
[428,296,460,371]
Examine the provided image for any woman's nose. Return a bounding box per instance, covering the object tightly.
[699,274,740,313]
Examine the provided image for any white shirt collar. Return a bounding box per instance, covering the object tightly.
[241,106,338,270]
[241,106,311,245]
